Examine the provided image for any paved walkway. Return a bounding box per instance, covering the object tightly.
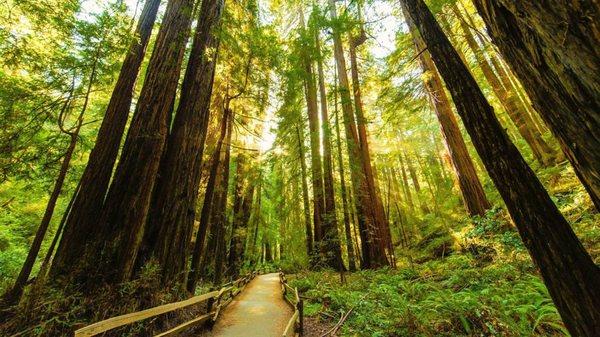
[200,273,293,337]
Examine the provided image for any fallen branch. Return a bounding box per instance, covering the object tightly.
[319,308,353,337]
[331,308,353,335]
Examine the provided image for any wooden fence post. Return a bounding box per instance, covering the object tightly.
[298,299,304,335]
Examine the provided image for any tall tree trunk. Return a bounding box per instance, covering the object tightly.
[328,0,385,269]
[227,170,254,278]
[397,153,415,212]
[457,1,547,136]
[314,27,344,269]
[249,178,262,265]
[472,0,600,210]
[39,179,79,278]
[402,1,600,335]
[450,3,556,167]
[141,0,224,286]
[402,6,490,216]
[298,9,325,251]
[94,0,195,284]
[187,107,230,292]
[51,0,162,277]
[348,18,392,267]
[404,151,431,214]
[264,241,272,263]
[226,155,245,278]
[438,13,468,64]
[213,109,233,285]
[333,90,357,271]
[296,125,314,258]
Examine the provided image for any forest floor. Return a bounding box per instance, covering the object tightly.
[286,165,599,337]
[198,273,292,337]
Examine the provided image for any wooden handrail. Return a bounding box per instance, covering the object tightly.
[279,270,303,337]
[74,271,257,337]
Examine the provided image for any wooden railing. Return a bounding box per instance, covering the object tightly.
[74,271,257,337]
[279,271,303,337]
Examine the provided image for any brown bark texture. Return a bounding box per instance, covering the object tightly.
[94,0,195,283]
[450,4,556,167]
[473,0,600,210]
[296,125,314,258]
[349,30,393,268]
[403,0,600,335]
[187,107,230,292]
[403,7,491,216]
[142,0,224,286]
[334,99,357,271]
[51,0,162,277]
[298,10,325,251]
[212,109,233,285]
[328,0,389,269]
[315,27,344,269]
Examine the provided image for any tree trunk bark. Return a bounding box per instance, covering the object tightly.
[403,1,600,335]
[227,168,254,278]
[397,153,415,212]
[296,125,314,258]
[51,0,162,277]
[404,151,431,214]
[402,6,490,216]
[472,0,600,210]
[140,0,223,287]
[94,0,194,284]
[187,107,230,292]
[298,9,325,252]
[213,109,233,285]
[450,3,556,167]
[315,27,344,270]
[349,24,393,267]
[328,0,387,269]
[333,92,357,271]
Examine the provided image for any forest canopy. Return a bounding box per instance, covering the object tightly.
[0,0,598,336]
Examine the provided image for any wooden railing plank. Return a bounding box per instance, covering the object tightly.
[153,312,213,337]
[282,310,299,337]
[74,271,256,337]
[74,291,219,337]
[279,270,303,336]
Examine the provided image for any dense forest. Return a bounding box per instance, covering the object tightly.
[0,0,598,336]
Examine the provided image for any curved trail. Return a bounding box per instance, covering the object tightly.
[199,273,293,337]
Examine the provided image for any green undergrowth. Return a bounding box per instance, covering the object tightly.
[0,263,210,337]
[289,257,567,337]
[285,164,597,337]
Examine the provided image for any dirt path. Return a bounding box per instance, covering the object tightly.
[199,273,293,337]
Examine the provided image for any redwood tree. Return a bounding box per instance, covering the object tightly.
[295,125,314,258]
[142,0,224,286]
[449,3,556,167]
[94,0,195,283]
[402,5,490,216]
[51,0,162,277]
[314,22,344,269]
[298,9,325,253]
[188,107,230,292]
[401,0,600,335]
[472,0,600,210]
[328,0,388,269]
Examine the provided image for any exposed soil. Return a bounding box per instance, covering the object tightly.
[303,316,339,337]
